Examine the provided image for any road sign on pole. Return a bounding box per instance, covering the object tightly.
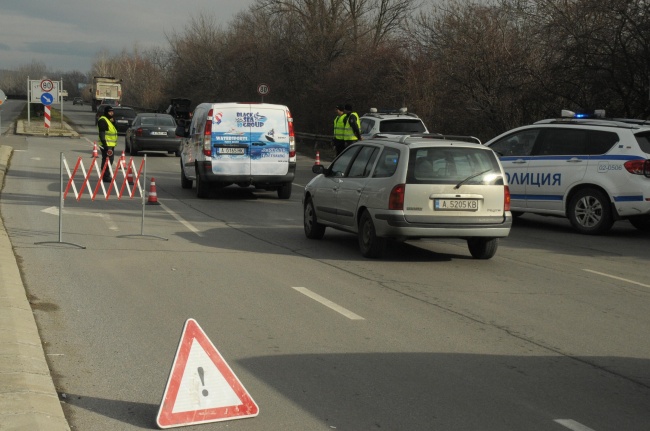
[40,79,54,92]
[40,93,54,106]
[257,83,270,96]
[157,319,259,428]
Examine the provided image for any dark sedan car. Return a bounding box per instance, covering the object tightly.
[125,113,181,156]
[112,107,137,134]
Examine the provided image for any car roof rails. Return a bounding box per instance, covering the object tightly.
[365,107,421,118]
[396,134,482,145]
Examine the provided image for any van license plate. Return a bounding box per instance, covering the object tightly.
[218,148,245,154]
[434,199,478,211]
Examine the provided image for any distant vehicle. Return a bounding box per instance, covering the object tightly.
[165,98,192,126]
[112,107,137,135]
[304,134,512,258]
[100,99,120,107]
[89,76,121,112]
[125,113,180,156]
[73,97,83,106]
[359,108,429,139]
[175,102,296,199]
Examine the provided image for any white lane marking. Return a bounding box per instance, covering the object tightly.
[158,201,204,237]
[583,269,650,289]
[42,206,119,231]
[554,419,596,431]
[292,287,365,320]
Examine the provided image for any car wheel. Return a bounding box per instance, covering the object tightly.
[568,188,613,234]
[195,167,209,198]
[467,238,498,259]
[629,215,650,231]
[358,211,386,258]
[277,182,292,199]
[304,198,326,239]
[180,160,192,189]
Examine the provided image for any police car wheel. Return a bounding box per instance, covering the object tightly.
[568,188,613,235]
[629,215,650,231]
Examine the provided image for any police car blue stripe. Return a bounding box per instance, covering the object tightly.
[499,155,645,162]
[613,195,644,202]
[523,195,564,201]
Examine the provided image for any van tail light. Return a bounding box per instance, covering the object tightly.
[203,109,213,156]
[136,128,143,137]
[504,185,511,212]
[624,159,650,176]
[389,184,405,210]
[287,109,296,159]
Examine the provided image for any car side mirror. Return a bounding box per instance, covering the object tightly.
[312,164,325,175]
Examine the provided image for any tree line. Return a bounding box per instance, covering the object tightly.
[1,0,649,141]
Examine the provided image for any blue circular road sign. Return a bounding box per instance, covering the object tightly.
[40,92,54,106]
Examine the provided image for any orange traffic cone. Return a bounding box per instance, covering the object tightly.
[147,177,160,205]
[120,151,126,168]
[126,168,134,185]
[92,142,98,158]
[315,151,320,165]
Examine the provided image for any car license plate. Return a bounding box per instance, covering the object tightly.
[217,147,245,155]
[434,199,478,211]
[151,131,167,135]
[117,120,127,123]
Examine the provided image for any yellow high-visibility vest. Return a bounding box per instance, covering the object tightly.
[342,112,360,141]
[98,116,118,147]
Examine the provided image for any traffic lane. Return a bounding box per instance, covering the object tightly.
[6,141,648,428]
[11,195,650,431]
[146,152,650,371]
[0,99,26,135]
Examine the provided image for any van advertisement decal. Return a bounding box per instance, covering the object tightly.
[211,107,290,176]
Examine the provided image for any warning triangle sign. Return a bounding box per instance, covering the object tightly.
[156,319,259,428]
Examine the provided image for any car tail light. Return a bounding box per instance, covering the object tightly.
[504,185,511,212]
[624,159,650,175]
[389,184,405,210]
[203,109,213,157]
[136,128,143,137]
[287,109,296,159]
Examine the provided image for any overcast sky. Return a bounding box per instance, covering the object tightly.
[0,0,255,73]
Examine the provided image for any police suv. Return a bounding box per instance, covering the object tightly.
[485,110,650,234]
[359,108,429,139]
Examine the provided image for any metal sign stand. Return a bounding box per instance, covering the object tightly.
[119,155,168,241]
[35,153,86,249]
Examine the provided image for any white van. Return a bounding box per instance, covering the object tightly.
[177,102,296,199]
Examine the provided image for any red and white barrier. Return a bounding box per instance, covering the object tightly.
[64,155,145,201]
[44,106,51,129]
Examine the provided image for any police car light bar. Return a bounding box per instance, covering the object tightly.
[561,109,606,119]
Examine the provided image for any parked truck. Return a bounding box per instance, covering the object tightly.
[89,76,122,112]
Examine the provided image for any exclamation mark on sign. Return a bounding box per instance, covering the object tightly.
[197,367,209,397]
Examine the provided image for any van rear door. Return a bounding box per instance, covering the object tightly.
[248,105,290,176]
[210,105,251,176]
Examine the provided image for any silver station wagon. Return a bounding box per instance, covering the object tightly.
[303,135,513,258]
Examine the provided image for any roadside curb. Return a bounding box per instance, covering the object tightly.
[0,144,71,430]
[15,120,79,138]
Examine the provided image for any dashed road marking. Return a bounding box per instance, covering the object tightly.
[158,201,204,237]
[292,286,365,320]
[583,269,649,289]
[554,419,596,431]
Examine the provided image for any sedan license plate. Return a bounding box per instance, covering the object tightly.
[151,131,167,135]
[217,147,245,155]
[117,120,128,123]
[434,199,478,211]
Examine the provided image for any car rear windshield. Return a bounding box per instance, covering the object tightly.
[380,119,427,134]
[141,117,176,127]
[407,147,503,185]
[635,132,650,154]
[113,109,135,118]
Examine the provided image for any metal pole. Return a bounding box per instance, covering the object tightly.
[27,76,30,125]
[34,153,85,248]
[141,154,147,235]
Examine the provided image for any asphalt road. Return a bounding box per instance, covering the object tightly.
[1,101,649,430]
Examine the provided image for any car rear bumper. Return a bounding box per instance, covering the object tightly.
[372,211,513,238]
[133,137,181,152]
[197,161,296,185]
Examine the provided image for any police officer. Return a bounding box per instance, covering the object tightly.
[97,105,118,182]
[332,104,347,156]
[342,103,362,148]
